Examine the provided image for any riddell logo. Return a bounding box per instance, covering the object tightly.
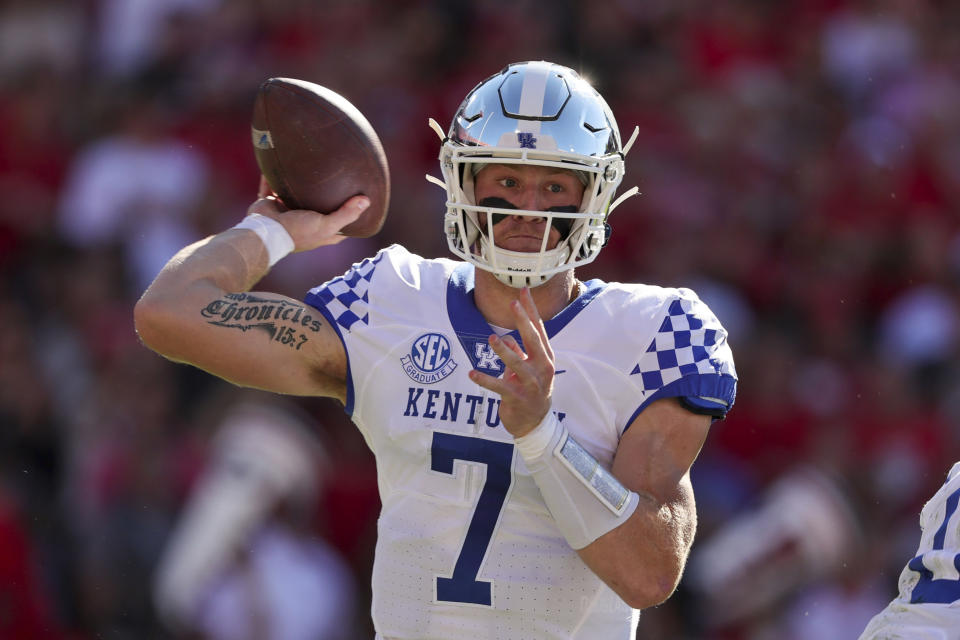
[401,333,458,383]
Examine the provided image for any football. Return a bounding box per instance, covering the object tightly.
[251,77,390,238]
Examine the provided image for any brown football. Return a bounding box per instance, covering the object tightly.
[251,77,390,238]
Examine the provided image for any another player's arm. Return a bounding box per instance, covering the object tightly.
[134,187,368,401]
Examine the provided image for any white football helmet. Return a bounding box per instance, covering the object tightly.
[428,61,638,287]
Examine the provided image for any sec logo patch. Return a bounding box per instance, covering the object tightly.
[401,333,458,383]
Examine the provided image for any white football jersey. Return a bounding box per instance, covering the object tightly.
[859,461,960,640]
[305,245,737,639]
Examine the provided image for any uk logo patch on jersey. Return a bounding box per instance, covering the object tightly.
[401,333,458,383]
[453,333,505,376]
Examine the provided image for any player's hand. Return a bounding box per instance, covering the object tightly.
[469,287,554,438]
[246,176,367,252]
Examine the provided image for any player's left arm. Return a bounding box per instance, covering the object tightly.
[576,398,710,609]
[471,287,719,610]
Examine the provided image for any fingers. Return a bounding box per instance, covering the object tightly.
[469,330,553,436]
[469,366,507,394]
[320,195,369,233]
[511,289,554,363]
[247,195,286,217]
[258,175,272,199]
[467,289,559,435]
[520,288,551,351]
[474,330,547,391]
[249,177,287,217]
[299,195,369,247]
[472,289,554,382]
[500,334,526,360]
[489,334,530,372]
[468,340,528,401]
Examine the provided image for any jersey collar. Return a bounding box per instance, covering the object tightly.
[446,263,604,375]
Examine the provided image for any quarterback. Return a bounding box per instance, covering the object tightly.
[135,61,738,638]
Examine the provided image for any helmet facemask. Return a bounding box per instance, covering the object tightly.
[427,61,638,288]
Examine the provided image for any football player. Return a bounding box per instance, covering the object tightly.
[135,61,738,639]
[859,461,960,640]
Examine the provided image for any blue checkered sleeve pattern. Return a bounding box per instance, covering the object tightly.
[630,294,734,394]
[305,253,384,332]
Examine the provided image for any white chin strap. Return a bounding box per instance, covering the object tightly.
[479,240,571,288]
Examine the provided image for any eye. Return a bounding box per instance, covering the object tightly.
[498,177,519,188]
[546,183,564,194]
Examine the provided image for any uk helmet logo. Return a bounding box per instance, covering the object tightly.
[517,132,537,148]
[401,333,458,383]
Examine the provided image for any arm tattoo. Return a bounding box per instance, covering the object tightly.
[200,293,323,351]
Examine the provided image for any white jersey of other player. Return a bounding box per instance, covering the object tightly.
[305,245,737,640]
[859,461,960,640]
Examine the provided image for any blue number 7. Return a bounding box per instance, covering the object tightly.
[431,432,514,606]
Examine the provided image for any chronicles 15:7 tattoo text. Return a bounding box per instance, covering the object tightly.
[200,292,323,350]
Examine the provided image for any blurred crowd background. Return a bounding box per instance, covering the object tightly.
[1,0,959,638]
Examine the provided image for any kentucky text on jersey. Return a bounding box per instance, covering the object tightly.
[403,386,565,428]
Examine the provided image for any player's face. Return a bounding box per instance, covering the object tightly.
[474,164,584,252]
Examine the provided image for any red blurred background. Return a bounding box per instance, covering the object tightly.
[1,1,959,638]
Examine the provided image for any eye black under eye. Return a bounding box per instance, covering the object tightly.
[547,205,576,237]
[478,198,577,237]
[479,197,517,211]
[478,197,516,226]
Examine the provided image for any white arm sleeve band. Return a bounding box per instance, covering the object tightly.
[233,213,295,267]
[516,412,639,550]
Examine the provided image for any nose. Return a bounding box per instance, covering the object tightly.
[513,186,547,219]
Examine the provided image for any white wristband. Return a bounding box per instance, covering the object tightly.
[233,213,295,267]
[515,412,561,461]
[521,414,639,549]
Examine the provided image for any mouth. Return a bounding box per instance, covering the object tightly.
[499,234,547,252]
